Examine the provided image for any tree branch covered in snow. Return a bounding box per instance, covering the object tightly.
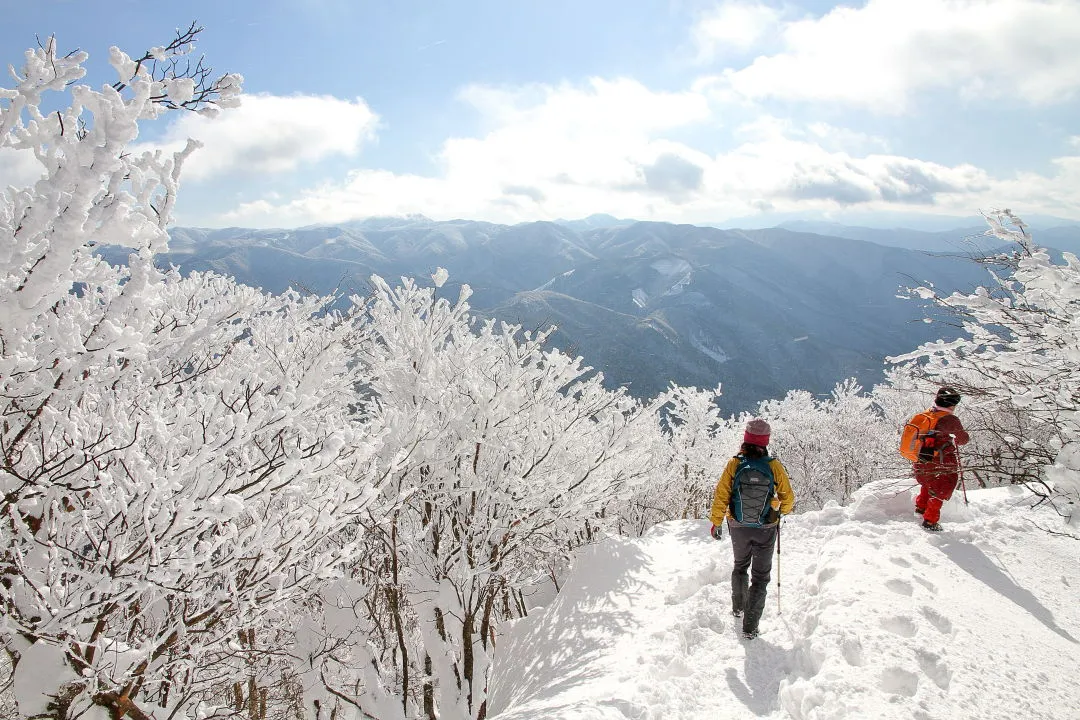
[109,21,242,115]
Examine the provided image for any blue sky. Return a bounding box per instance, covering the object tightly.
[3,0,1079,228]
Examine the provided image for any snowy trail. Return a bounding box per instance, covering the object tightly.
[489,482,1080,720]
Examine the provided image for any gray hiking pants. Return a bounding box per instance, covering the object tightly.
[729,522,777,634]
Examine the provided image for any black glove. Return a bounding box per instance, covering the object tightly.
[710,523,723,540]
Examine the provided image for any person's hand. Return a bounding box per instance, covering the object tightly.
[710,523,723,540]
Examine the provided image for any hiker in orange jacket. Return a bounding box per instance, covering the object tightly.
[913,387,970,531]
[708,418,795,638]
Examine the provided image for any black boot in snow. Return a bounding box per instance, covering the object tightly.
[921,520,943,532]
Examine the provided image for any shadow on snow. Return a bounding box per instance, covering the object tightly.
[489,537,653,717]
[933,535,1078,644]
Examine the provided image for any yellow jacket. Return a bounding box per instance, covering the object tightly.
[709,455,795,526]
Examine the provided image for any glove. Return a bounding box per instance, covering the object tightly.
[710,523,723,540]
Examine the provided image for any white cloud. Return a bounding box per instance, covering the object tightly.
[443,79,712,192]
[694,1,784,60]
[806,122,891,154]
[0,148,44,188]
[211,80,1080,229]
[218,79,717,226]
[988,155,1080,218]
[221,169,462,227]
[706,128,994,210]
[703,0,1080,113]
[142,93,378,180]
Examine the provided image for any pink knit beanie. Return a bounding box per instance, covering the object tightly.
[744,418,771,447]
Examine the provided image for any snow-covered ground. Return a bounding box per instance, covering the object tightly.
[489,482,1080,720]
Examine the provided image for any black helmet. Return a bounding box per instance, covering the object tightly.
[935,387,961,407]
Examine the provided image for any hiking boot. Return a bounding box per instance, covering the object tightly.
[742,629,759,640]
[732,609,743,618]
[914,507,925,515]
[921,520,943,532]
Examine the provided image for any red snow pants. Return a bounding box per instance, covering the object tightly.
[914,473,958,524]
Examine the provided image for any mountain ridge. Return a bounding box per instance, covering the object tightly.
[131,219,1020,411]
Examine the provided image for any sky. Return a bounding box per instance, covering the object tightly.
[3,0,1080,229]
[487,481,1080,719]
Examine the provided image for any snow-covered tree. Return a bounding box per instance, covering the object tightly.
[0,30,387,719]
[610,384,733,536]
[890,210,1079,527]
[662,384,729,519]
[303,275,665,720]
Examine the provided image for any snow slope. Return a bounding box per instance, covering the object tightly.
[489,482,1080,720]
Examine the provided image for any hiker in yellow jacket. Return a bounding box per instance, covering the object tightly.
[709,418,795,639]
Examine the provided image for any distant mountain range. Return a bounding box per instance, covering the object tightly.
[109,217,1080,412]
[774,220,1080,255]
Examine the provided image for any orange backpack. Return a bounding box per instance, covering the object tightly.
[899,409,947,462]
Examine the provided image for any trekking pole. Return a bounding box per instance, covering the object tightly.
[958,451,969,505]
[952,435,969,505]
[776,519,782,615]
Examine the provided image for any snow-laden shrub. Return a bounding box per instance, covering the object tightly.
[611,384,735,536]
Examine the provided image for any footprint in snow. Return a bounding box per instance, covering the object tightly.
[808,566,838,595]
[879,667,920,697]
[913,576,937,593]
[916,648,951,690]
[889,556,912,568]
[879,615,918,638]
[674,605,727,641]
[919,605,953,634]
[885,578,914,596]
[840,632,864,666]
